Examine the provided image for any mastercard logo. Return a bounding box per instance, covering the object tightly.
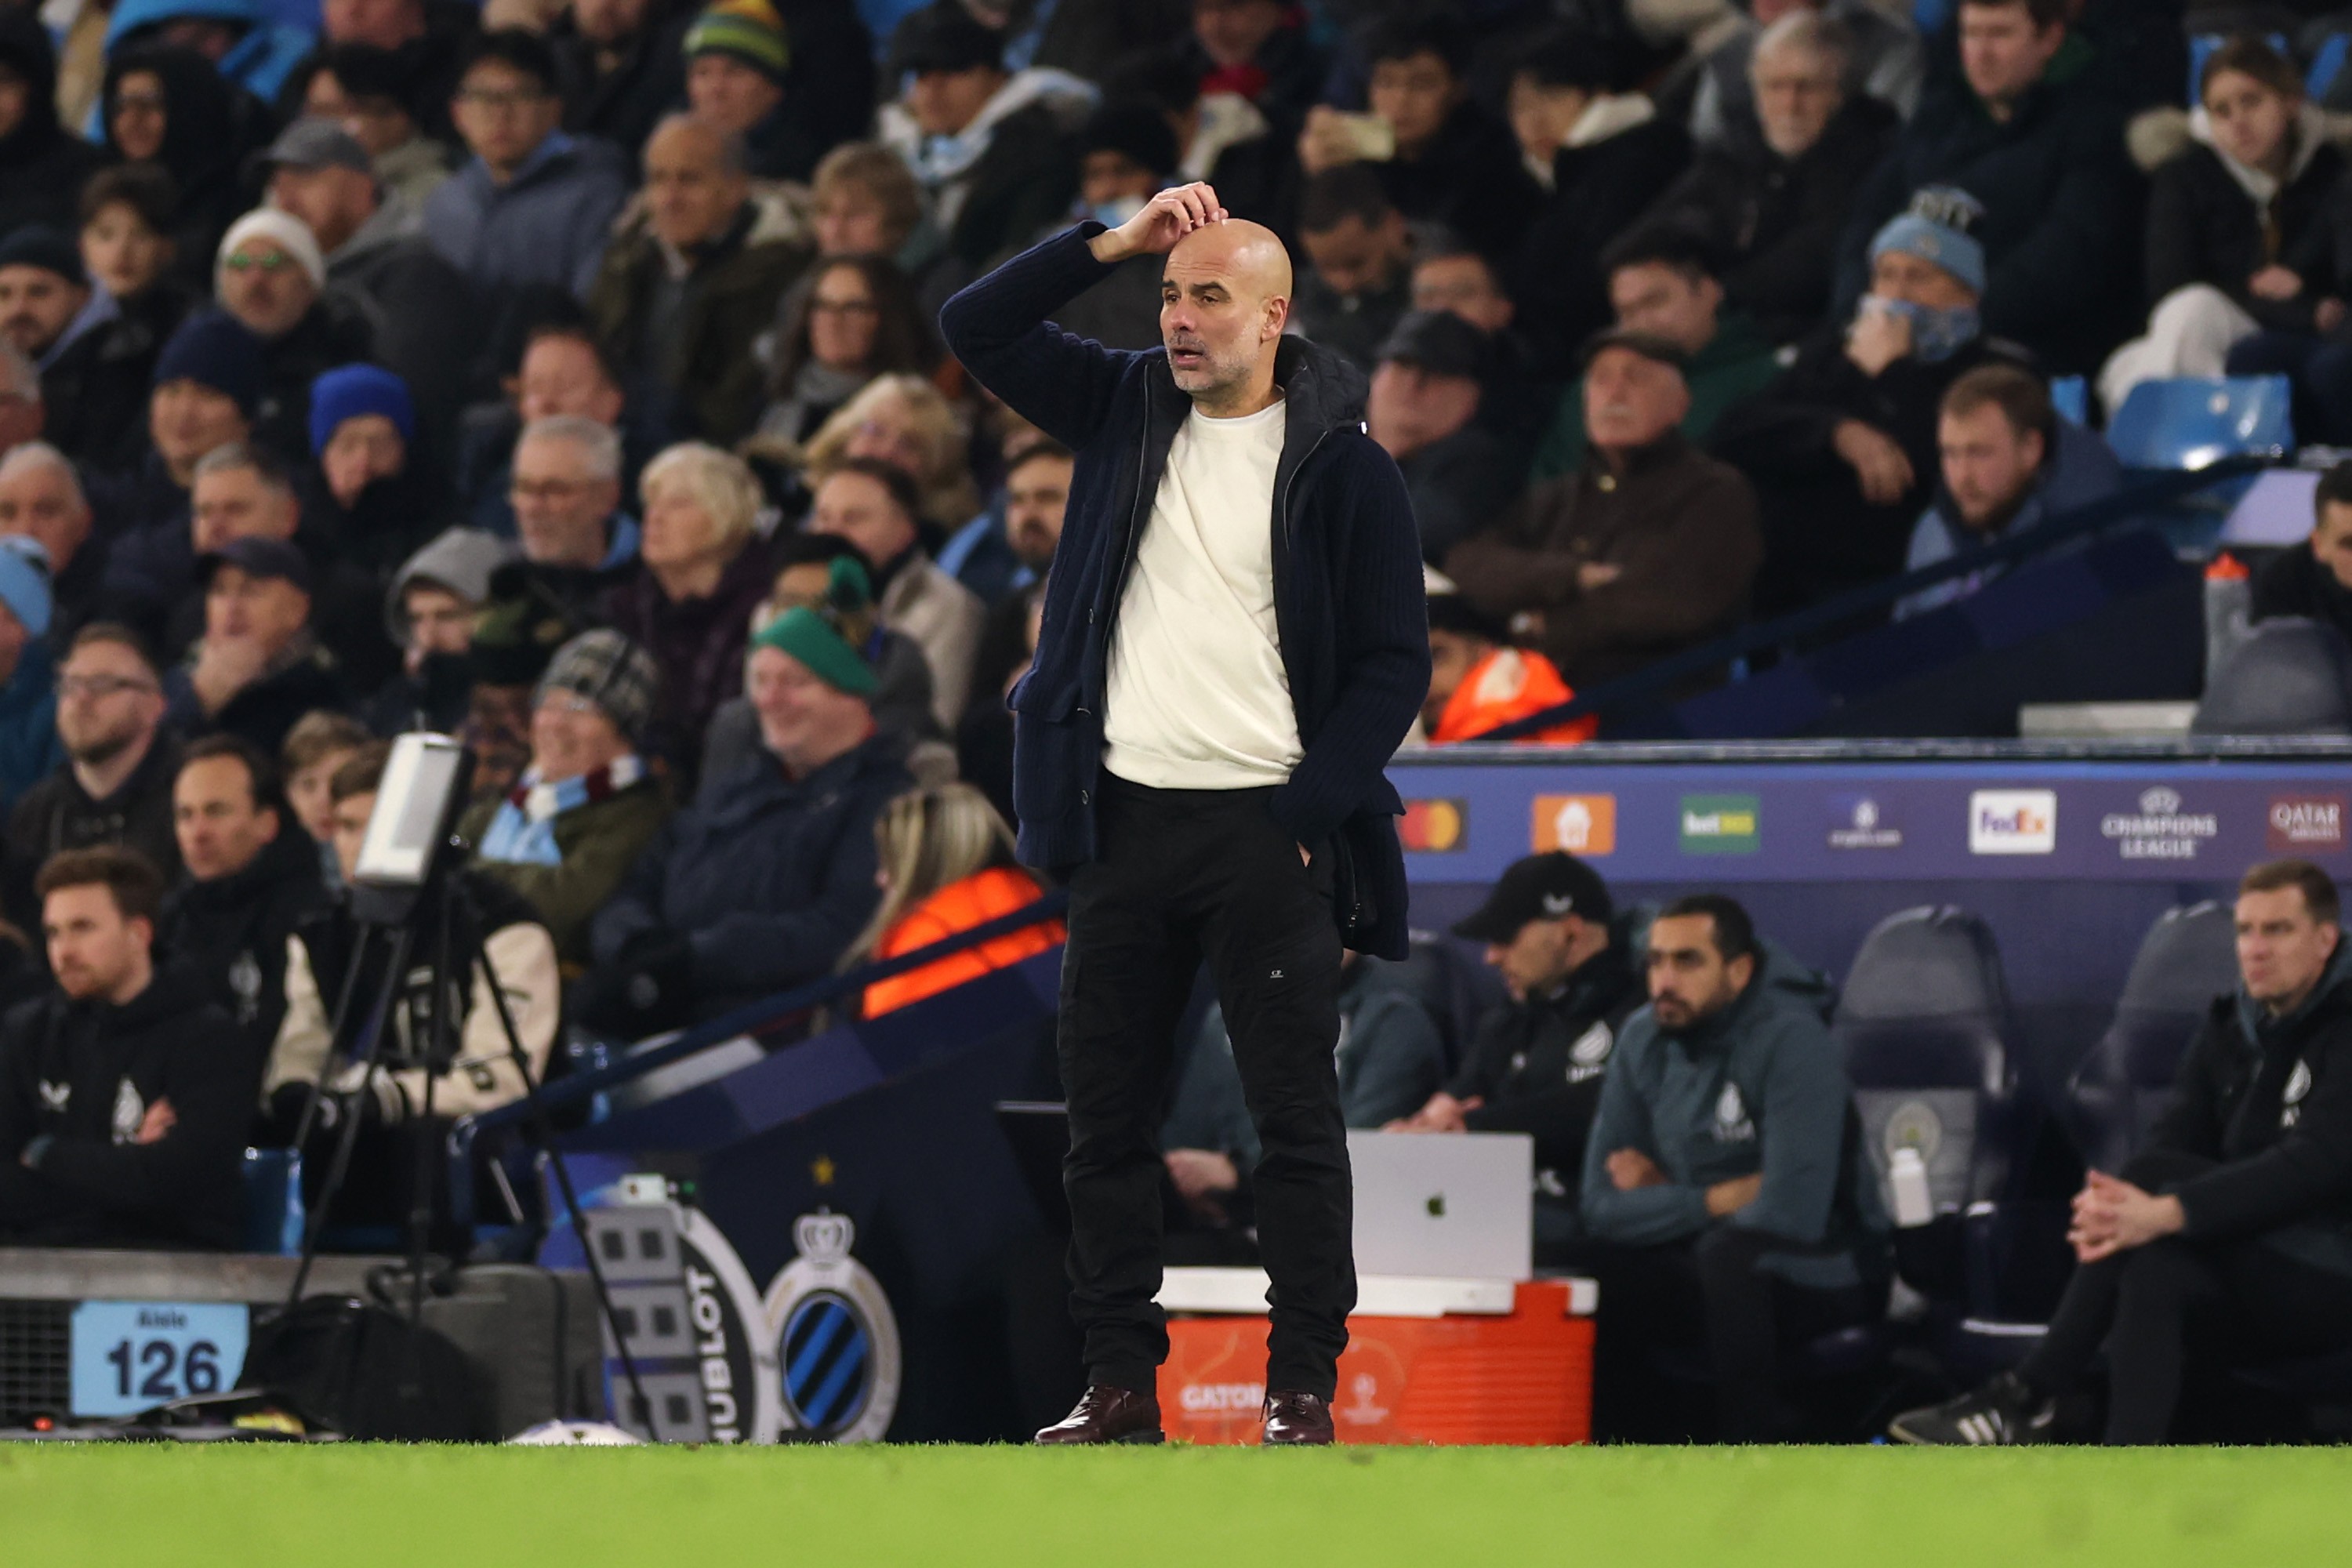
[1400,798,1465,853]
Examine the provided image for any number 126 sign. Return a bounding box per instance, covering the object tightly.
[70,1300,251,1418]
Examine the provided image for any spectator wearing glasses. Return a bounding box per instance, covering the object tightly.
[424,30,630,310]
[1638,11,1898,345]
[506,414,641,626]
[5,623,180,930]
[754,252,935,448]
[212,209,376,469]
[258,115,474,448]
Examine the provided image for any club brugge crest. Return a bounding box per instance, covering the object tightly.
[762,1211,902,1443]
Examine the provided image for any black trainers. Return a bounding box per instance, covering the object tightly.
[1888,1371,2055,1446]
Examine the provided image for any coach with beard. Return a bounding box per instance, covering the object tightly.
[941,183,1428,1446]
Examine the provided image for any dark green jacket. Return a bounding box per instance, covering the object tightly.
[1581,943,1886,1267]
[460,779,672,969]
[1528,313,1783,482]
[586,192,812,445]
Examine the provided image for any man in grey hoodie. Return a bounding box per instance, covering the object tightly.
[1578,893,1887,1441]
[369,525,515,734]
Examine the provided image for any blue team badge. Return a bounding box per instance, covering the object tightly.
[764,1212,902,1443]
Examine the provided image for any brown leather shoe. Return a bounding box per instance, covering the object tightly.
[1033,1385,1165,1445]
[1260,1390,1334,1446]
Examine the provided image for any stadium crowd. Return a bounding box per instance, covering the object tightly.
[0,0,2347,1444]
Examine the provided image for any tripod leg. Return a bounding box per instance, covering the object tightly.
[285,924,415,1312]
[459,887,653,1432]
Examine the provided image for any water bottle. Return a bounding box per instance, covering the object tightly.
[1889,1146,1933,1229]
[2204,551,2252,687]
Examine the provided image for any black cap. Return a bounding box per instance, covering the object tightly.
[1452,852,1613,943]
[200,536,312,594]
[1580,326,1687,374]
[892,4,1003,74]
[0,225,83,287]
[1377,309,1490,380]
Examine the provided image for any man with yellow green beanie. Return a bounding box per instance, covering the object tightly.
[681,0,808,180]
[581,593,912,1034]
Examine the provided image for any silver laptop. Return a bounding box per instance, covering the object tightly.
[1347,1130,1532,1281]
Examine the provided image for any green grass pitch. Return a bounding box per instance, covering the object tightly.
[5,1444,2349,1565]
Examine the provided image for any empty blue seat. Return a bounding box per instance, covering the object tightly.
[2067,902,2238,1174]
[2106,376,2292,470]
[241,1146,305,1255]
[2193,615,2352,736]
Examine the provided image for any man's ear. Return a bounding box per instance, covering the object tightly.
[2021,426,2047,474]
[1726,950,1757,993]
[1264,295,1290,341]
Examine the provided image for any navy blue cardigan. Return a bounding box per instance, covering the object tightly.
[938,224,1430,960]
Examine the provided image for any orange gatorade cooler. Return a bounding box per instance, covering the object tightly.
[1158,1278,1594,1445]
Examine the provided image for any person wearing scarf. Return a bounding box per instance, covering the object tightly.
[460,627,670,967]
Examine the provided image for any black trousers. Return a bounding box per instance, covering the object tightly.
[1573,1227,1881,1443]
[1058,774,1353,1398]
[2018,1155,2352,1443]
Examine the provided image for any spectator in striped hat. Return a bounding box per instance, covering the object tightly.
[460,627,670,965]
[681,0,807,180]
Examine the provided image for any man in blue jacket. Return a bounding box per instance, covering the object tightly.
[939,183,1428,1446]
[1579,894,1887,1442]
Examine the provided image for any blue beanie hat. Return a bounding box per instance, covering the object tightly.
[1868,186,1987,296]
[153,311,267,417]
[308,363,416,456]
[0,535,53,639]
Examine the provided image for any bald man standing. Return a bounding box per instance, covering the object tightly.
[943,184,1429,1446]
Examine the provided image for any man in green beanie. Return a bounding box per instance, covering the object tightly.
[582,597,912,1033]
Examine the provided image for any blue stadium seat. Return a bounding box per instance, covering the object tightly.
[2192,615,2352,735]
[2066,902,2238,1174]
[2310,31,2351,100]
[2187,34,2293,105]
[241,1146,305,1255]
[2048,375,2088,426]
[2106,375,2292,470]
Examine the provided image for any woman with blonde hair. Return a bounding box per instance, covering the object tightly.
[797,372,981,525]
[850,782,1063,1018]
[608,440,778,777]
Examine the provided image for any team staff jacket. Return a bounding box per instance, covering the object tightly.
[938,224,1432,960]
[1449,943,1644,1197]
[0,967,249,1248]
[2147,949,2352,1275]
[1580,946,1886,1258]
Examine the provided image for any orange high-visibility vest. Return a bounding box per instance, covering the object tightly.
[862,866,1065,1017]
[1430,648,1597,746]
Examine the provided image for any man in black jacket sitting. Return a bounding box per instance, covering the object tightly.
[0,845,245,1247]
[1896,858,2352,1444]
[1387,851,1643,1262]
[2251,459,2352,649]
